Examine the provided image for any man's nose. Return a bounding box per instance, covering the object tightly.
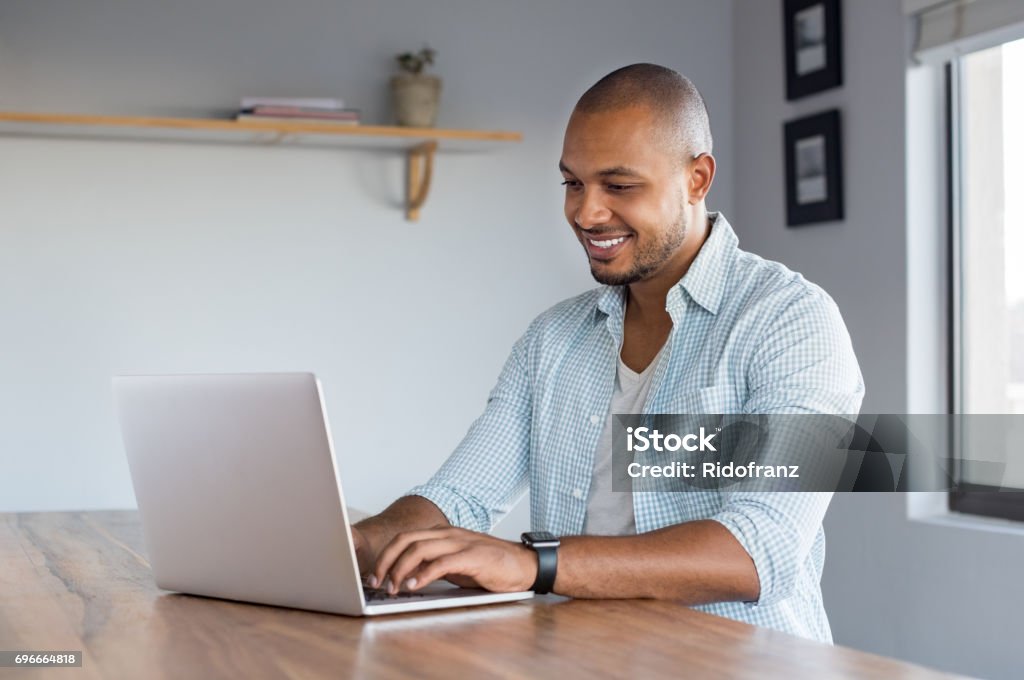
[574,188,612,229]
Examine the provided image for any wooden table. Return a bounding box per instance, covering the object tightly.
[0,512,963,679]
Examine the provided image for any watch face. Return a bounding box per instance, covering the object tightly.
[523,531,559,547]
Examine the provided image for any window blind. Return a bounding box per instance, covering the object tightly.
[905,0,1024,62]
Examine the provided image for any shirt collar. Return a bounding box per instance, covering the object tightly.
[595,211,738,320]
[676,211,737,315]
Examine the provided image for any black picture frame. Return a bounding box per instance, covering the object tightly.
[784,0,842,100]
[784,109,843,227]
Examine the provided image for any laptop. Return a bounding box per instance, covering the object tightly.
[112,372,533,615]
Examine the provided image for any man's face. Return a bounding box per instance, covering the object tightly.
[559,105,690,286]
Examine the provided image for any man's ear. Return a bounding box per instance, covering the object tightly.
[687,153,716,204]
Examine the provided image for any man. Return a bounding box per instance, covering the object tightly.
[352,64,863,643]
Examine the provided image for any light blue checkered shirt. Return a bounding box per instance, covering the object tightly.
[408,212,864,642]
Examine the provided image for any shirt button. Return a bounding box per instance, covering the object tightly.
[572,488,584,499]
[590,415,601,425]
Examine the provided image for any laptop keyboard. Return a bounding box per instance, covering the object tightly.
[362,579,496,603]
[363,587,428,602]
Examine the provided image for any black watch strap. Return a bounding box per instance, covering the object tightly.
[521,532,559,594]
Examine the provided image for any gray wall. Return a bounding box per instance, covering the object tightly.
[0,1,734,535]
[733,1,1024,678]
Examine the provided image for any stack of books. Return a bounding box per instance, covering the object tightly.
[235,97,360,125]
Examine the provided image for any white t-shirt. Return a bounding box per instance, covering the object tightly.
[583,345,665,536]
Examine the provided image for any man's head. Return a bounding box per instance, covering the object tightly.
[560,64,716,287]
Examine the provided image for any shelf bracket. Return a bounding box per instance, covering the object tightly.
[406,141,437,221]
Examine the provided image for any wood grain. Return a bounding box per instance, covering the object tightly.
[0,512,966,679]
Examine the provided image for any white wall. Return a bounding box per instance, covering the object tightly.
[733,1,1024,678]
[0,1,734,539]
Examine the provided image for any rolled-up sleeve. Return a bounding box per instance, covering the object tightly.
[712,492,833,606]
[712,286,864,606]
[405,333,532,534]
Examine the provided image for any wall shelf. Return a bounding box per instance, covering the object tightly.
[0,111,523,221]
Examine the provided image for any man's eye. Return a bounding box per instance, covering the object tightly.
[561,180,581,189]
[607,184,633,192]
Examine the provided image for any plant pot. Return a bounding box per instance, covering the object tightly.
[390,73,442,127]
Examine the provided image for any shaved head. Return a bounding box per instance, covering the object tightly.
[574,63,712,162]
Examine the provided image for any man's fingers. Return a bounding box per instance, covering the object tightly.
[372,528,461,588]
[385,538,466,592]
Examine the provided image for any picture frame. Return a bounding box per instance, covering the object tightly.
[784,0,842,100]
[784,109,843,227]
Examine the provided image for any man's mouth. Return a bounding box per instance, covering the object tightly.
[583,234,632,261]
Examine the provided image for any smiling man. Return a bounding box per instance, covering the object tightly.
[352,64,863,643]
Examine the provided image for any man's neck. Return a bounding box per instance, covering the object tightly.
[618,211,712,373]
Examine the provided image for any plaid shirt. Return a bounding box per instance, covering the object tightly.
[407,212,864,642]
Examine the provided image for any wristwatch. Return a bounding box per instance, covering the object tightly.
[520,531,560,594]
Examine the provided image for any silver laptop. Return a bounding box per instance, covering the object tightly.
[112,372,533,615]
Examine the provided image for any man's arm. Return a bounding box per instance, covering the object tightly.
[710,287,862,606]
[371,519,758,601]
[556,521,758,600]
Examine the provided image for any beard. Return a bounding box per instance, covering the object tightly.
[588,208,689,286]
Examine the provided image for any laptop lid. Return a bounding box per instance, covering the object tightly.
[113,373,367,615]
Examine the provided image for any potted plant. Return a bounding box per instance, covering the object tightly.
[391,45,441,127]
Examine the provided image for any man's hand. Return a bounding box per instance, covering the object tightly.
[369,527,538,594]
[350,495,453,577]
[350,525,374,575]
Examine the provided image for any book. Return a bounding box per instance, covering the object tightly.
[235,114,359,126]
[240,96,345,110]
[240,105,360,120]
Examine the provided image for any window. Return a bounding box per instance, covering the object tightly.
[949,37,1024,521]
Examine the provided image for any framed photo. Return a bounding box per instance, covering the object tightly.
[784,109,843,227]
[784,0,842,100]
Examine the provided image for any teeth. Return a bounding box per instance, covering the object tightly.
[589,236,627,248]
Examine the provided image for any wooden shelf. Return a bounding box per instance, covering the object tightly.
[0,111,523,220]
